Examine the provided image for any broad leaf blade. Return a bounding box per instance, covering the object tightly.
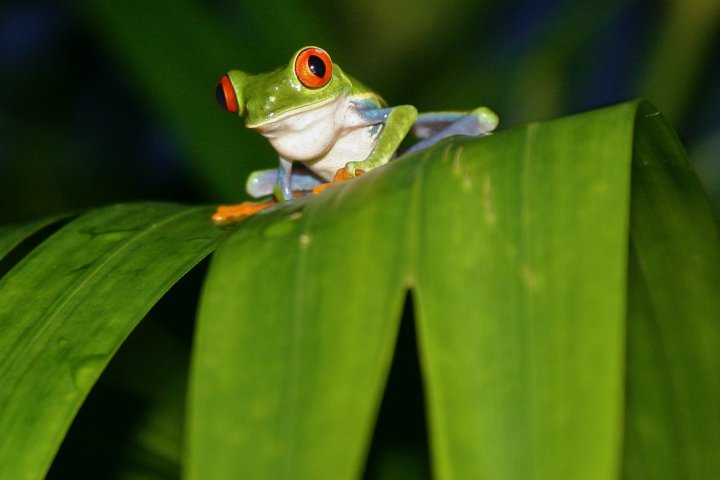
[0,214,71,263]
[188,100,719,479]
[187,169,415,479]
[415,102,720,479]
[623,103,720,479]
[414,104,635,479]
[0,203,224,480]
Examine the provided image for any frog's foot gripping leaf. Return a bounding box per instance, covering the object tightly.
[312,168,365,195]
[212,200,277,224]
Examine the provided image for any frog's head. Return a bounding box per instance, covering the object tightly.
[215,46,352,128]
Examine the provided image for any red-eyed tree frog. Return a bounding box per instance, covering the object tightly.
[213,46,499,223]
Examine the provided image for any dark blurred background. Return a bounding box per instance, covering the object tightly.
[3,1,719,478]
[1,0,719,224]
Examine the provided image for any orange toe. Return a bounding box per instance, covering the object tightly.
[212,200,277,224]
[311,168,365,196]
[312,183,332,195]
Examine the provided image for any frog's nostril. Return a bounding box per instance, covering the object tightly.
[216,75,239,113]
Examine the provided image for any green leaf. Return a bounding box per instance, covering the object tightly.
[187,184,410,479]
[188,100,719,479]
[0,214,71,263]
[0,203,225,480]
[623,103,720,479]
[414,104,635,479]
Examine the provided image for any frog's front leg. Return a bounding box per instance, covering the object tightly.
[404,107,499,155]
[273,157,294,201]
[344,104,418,176]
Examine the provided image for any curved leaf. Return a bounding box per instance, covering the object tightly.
[187,184,411,479]
[414,103,635,479]
[0,203,225,480]
[0,214,71,264]
[623,103,720,479]
[188,100,719,479]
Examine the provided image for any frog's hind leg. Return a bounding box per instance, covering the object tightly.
[212,163,324,224]
[246,166,323,198]
[212,200,276,224]
[404,107,498,156]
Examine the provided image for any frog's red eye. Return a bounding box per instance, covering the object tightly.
[216,75,239,113]
[294,47,332,88]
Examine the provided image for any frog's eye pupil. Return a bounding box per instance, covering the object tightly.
[216,82,227,109]
[308,55,326,78]
[295,47,332,88]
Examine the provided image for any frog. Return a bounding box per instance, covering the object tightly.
[213,46,499,223]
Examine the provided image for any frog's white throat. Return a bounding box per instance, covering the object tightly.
[249,95,353,162]
[248,93,380,182]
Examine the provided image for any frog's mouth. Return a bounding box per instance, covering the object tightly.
[246,96,340,130]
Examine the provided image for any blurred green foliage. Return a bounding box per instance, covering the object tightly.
[1,0,719,222]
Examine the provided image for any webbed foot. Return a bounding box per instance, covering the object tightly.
[312,168,365,195]
[469,106,500,133]
[212,199,277,224]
